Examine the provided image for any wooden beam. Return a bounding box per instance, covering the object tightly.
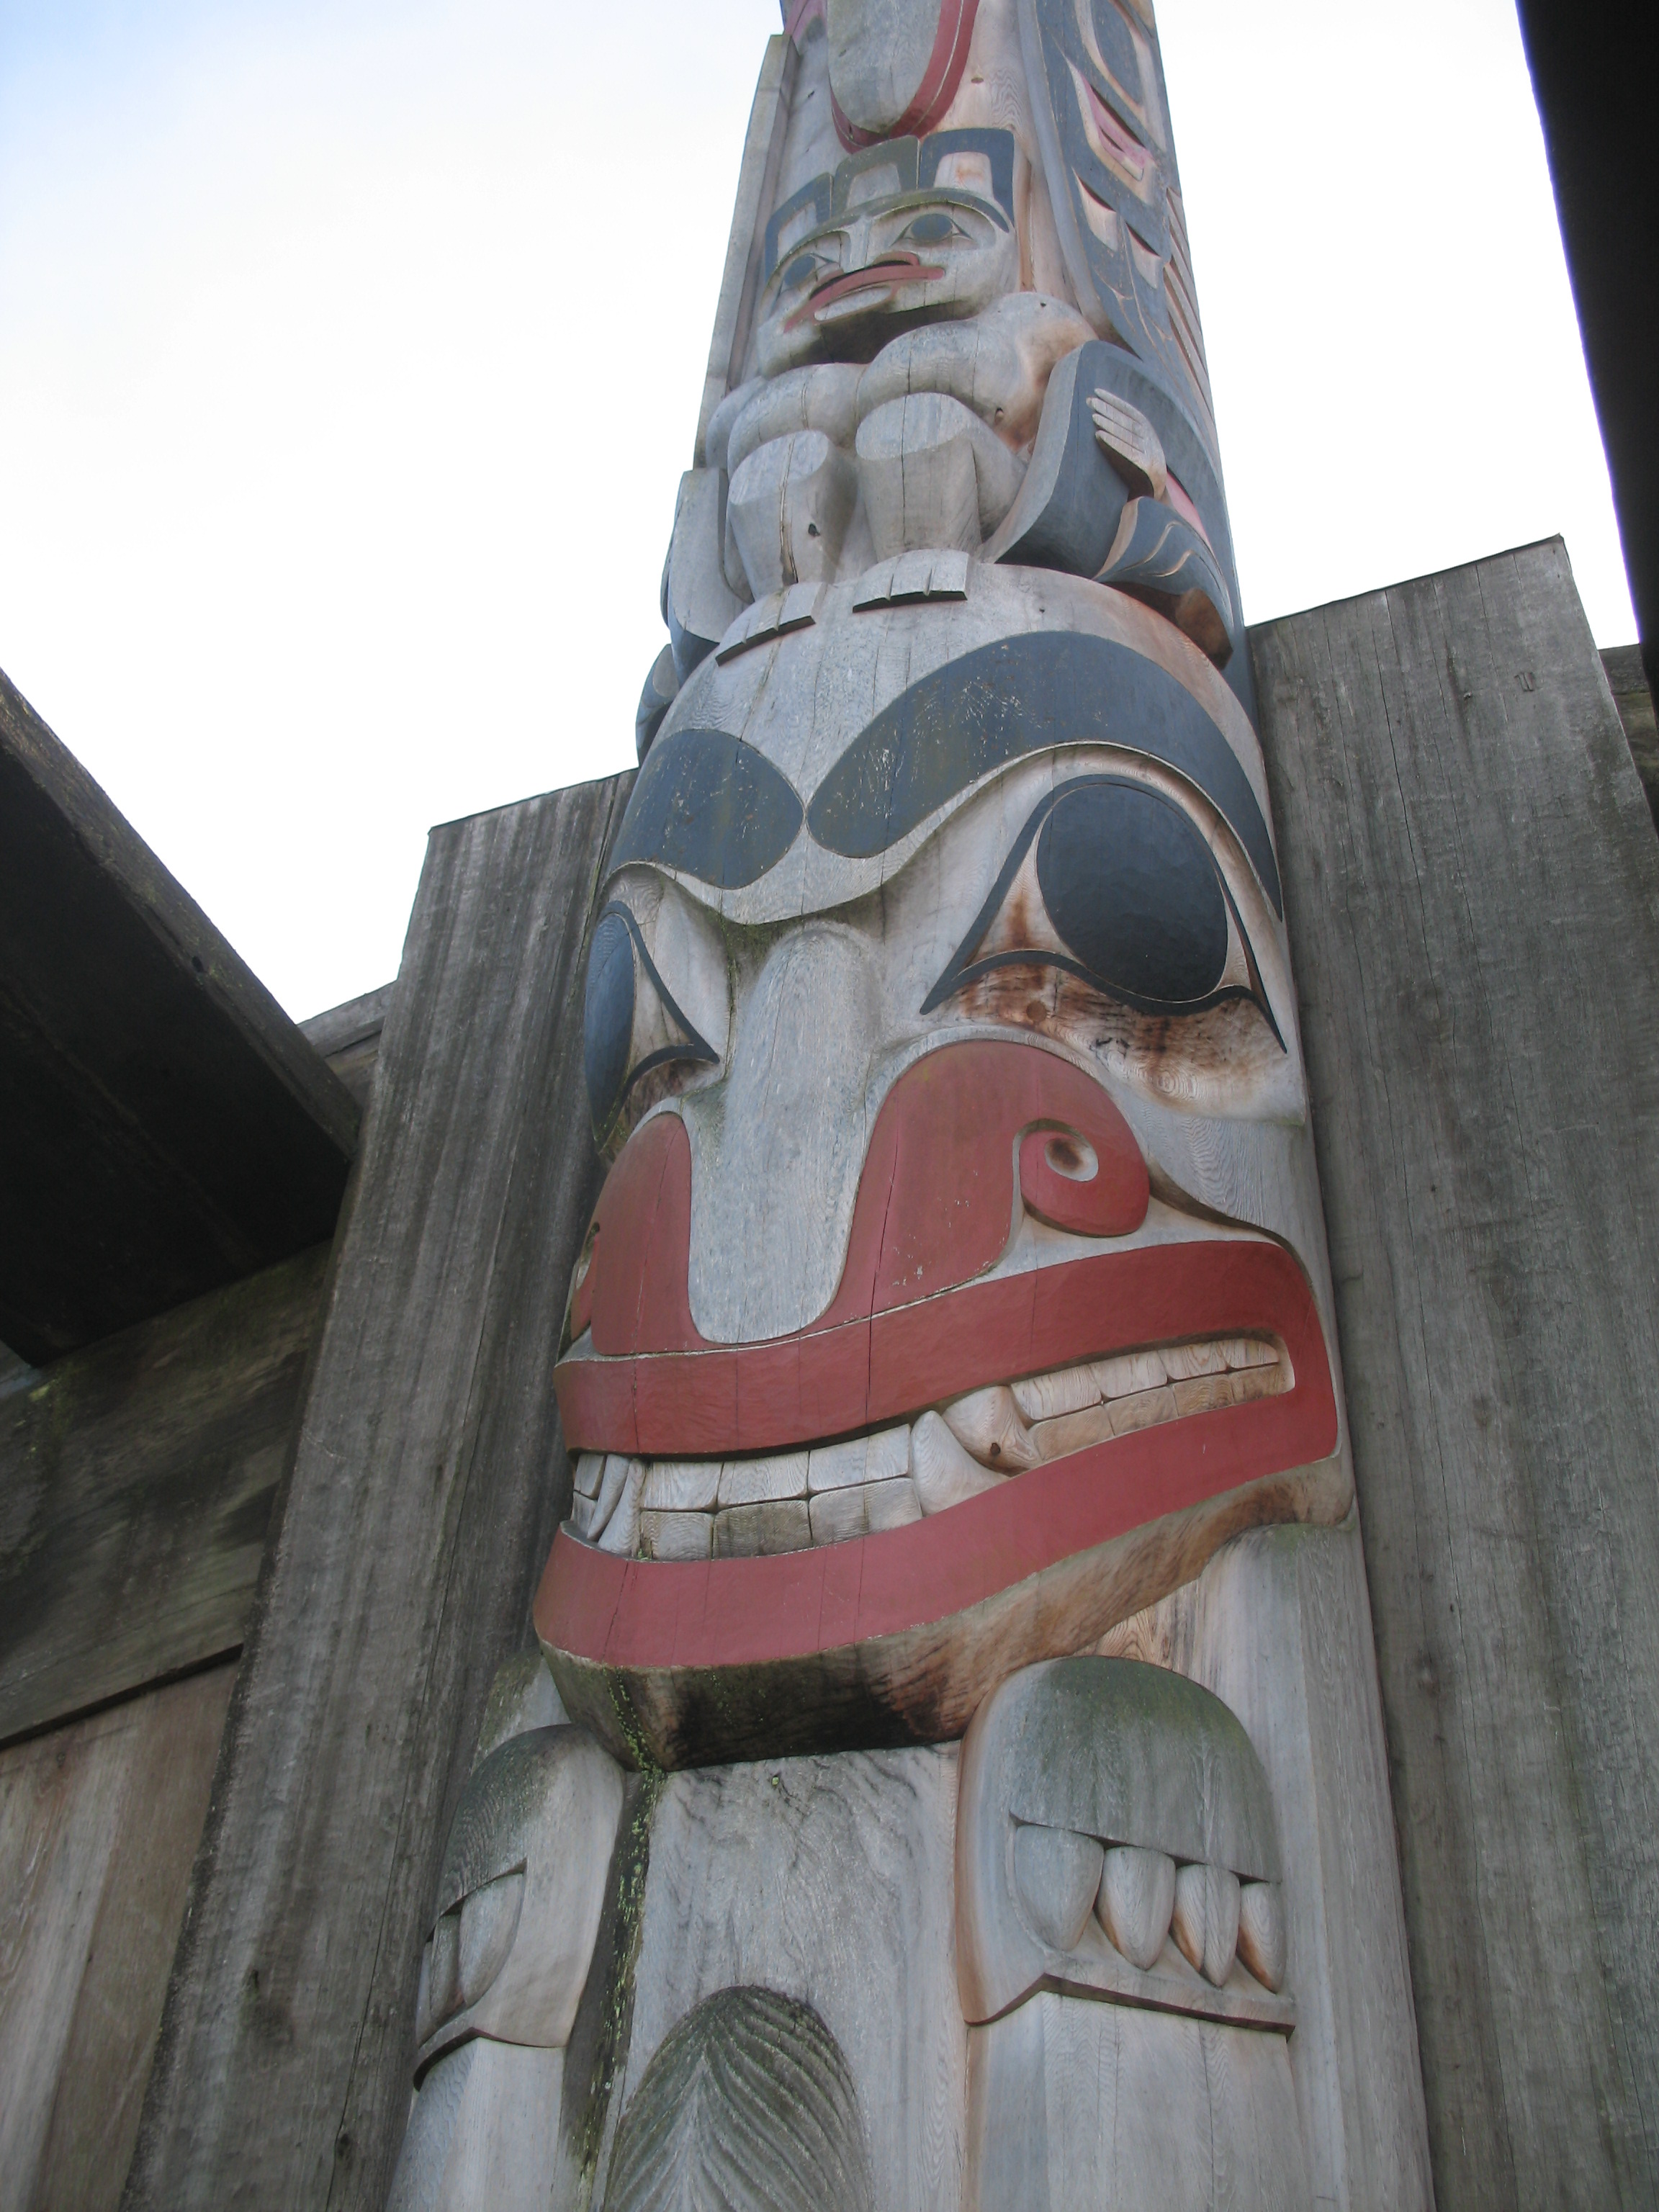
[123,770,631,2212]
[1601,644,1659,834]
[1252,538,1659,2205]
[0,668,359,1364]
[0,1245,329,1747]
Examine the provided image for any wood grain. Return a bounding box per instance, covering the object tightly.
[1252,538,1659,2207]
[0,1663,234,2212]
[122,769,633,2212]
[0,1244,328,1746]
[611,1748,966,2212]
[1601,644,1658,833]
[695,34,798,468]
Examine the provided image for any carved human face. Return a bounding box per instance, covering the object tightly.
[541,570,1347,1765]
[755,132,1021,375]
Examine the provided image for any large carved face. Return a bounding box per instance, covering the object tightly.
[541,567,1346,1763]
[534,0,1349,1766]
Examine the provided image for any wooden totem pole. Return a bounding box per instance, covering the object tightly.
[390,3,1431,2204]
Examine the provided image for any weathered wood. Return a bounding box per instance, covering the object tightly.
[1601,644,1659,832]
[1251,538,1659,2207]
[123,770,632,2212]
[0,667,358,1365]
[0,1245,329,1746]
[0,1662,235,2212]
[693,34,798,467]
[606,1747,965,2212]
[300,985,393,1111]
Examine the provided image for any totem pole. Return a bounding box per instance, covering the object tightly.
[389,4,1429,2205]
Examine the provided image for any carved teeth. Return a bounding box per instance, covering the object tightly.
[570,1334,1287,1559]
[1013,1824,1105,1953]
[912,1409,1005,1514]
[1173,1861,1241,1987]
[941,1385,1040,1470]
[1237,1879,1287,1992]
[1097,1843,1177,1970]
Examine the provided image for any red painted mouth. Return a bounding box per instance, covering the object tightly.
[541,1043,1339,1737]
[783,251,948,331]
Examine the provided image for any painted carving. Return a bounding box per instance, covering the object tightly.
[391,4,1426,2206]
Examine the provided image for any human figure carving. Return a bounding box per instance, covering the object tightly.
[390,6,1429,2206]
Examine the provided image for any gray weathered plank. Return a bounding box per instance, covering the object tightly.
[0,1246,328,1745]
[122,770,631,2212]
[300,986,394,1111]
[1252,538,1659,2208]
[0,1661,235,2212]
[1601,644,1659,833]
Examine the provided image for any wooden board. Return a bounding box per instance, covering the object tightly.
[0,667,359,1364]
[1601,644,1659,833]
[1251,538,1659,2206]
[0,1244,329,1746]
[0,1662,234,2212]
[300,985,394,1111]
[123,770,632,2212]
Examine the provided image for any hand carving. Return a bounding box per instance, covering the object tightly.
[1087,388,1168,503]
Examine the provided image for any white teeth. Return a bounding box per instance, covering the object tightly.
[942,1385,1040,1470]
[569,1336,1288,1557]
[594,1457,644,1556]
[1094,1349,1168,1397]
[1161,1341,1228,1380]
[1012,1365,1104,1424]
[642,1459,720,1511]
[912,1410,1006,1514]
[809,1424,910,1491]
[718,1450,810,1506]
[809,1476,921,1545]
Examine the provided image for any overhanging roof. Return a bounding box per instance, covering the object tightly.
[0,667,359,1364]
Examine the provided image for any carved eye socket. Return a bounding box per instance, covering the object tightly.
[583,903,719,1141]
[781,249,835,293]
[1036,782,1228,1004]
[924,775,1280,1037]
[898,210,968,248]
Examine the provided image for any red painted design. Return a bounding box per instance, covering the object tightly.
[536,1326,1334,1676]
[829,0,982,153]
[783,253,948,332]
[546,1037,1338,1678]
[575,1040,1149,1380]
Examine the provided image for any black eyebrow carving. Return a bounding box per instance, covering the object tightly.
[609,724,805,891]
[803,631,1282,915]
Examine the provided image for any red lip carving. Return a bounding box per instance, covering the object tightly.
[783,252,948,331]
[541,1043,1341,1767]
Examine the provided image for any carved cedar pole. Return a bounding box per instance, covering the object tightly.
[390,6,1434,2206]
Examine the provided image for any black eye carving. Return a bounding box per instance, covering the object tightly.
[898,210,967,248]
[584,903,718,1139]
[922,776,1282,1043]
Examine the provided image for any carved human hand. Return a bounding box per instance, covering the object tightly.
[1087,389,1168,503]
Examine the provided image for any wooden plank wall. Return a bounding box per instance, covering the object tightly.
[123,770,631,2212]
[1253,539,1659,2208]
[0,1663,235,2212]
[0,1246,328,1747]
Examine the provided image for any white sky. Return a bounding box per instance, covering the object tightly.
[0,0,1632,1020]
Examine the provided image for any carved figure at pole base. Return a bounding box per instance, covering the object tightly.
[387,4,1434,2206]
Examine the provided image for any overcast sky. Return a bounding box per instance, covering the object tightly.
[0,0,1632,1019]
